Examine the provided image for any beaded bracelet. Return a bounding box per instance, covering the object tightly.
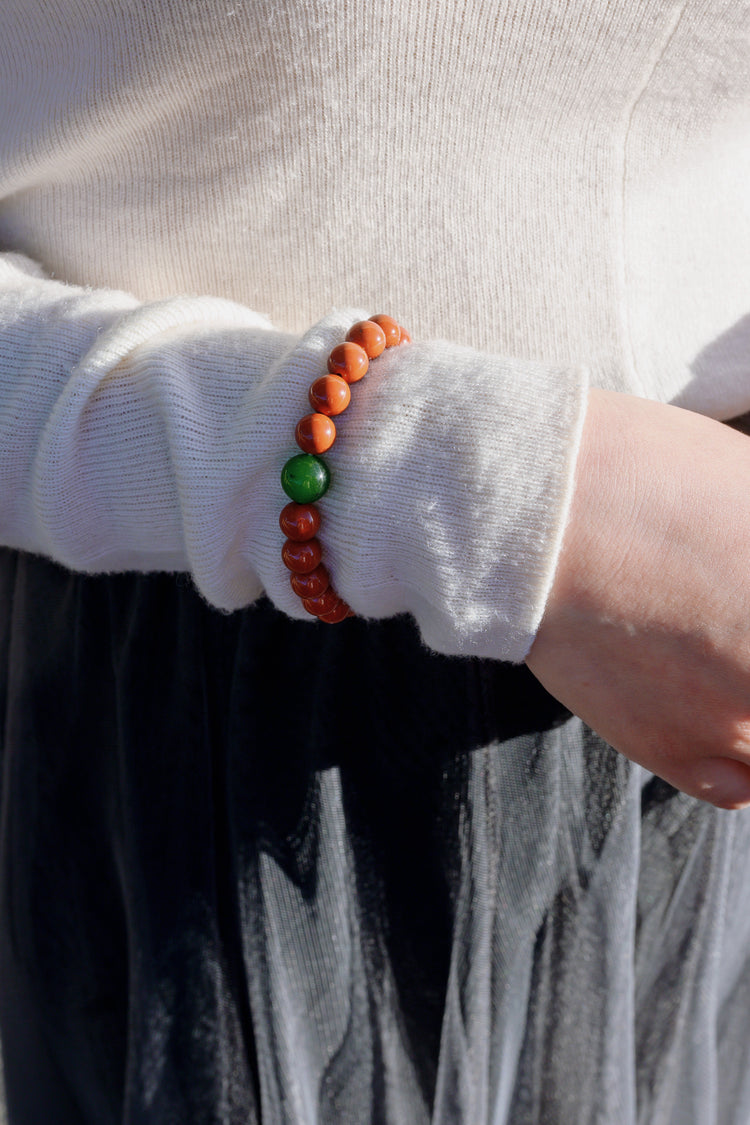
[279,315,410,624]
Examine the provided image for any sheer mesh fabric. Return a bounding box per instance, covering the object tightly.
[1,550,749,1124]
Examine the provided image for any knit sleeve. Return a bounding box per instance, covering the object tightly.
[0,251,587,661]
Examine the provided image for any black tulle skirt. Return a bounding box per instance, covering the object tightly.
[1,549,750,1124]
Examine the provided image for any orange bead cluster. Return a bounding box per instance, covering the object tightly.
[279,315,411,623]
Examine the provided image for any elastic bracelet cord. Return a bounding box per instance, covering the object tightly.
[279,315,411,624]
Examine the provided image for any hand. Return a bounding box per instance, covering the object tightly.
[526,388,750,809]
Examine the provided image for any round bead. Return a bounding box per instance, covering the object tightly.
[281,453,330,503]
[302,587,344,617]
[279,502,320,541]
[346,320,387,358]
[290,564,330,599]
[370,314,401,347]
[308,374,351,417]
[295,412,336,454]
[398,326,411,344]
[281,538,322,574]
[327,342,369,384]
[318,600,353,624]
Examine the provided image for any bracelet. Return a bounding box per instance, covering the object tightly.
[279,315,410,624]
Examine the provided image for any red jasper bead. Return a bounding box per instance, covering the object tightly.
[346,320,387,359]
[327,342,369,384]
[295,412,336,454]
[370,314,401,347]
[281,537,322,574]
[308,374,351,416]
[290,564,330,599]
[279,502,320,541]
[301,587,343,617]
[318,599,353,624]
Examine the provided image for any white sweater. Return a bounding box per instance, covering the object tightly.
[0,0,748,660]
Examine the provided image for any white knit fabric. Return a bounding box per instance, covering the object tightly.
[0,0,749,659]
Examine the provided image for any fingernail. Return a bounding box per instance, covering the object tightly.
[693,758,750,809]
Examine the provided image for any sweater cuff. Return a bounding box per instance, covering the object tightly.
[270,314,589,662]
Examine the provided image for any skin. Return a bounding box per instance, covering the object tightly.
[526,387,750,809]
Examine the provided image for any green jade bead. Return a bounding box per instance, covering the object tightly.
[281,453,331,504]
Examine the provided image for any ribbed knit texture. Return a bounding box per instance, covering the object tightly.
[3,7,750,1124]
[0,0,749,658]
